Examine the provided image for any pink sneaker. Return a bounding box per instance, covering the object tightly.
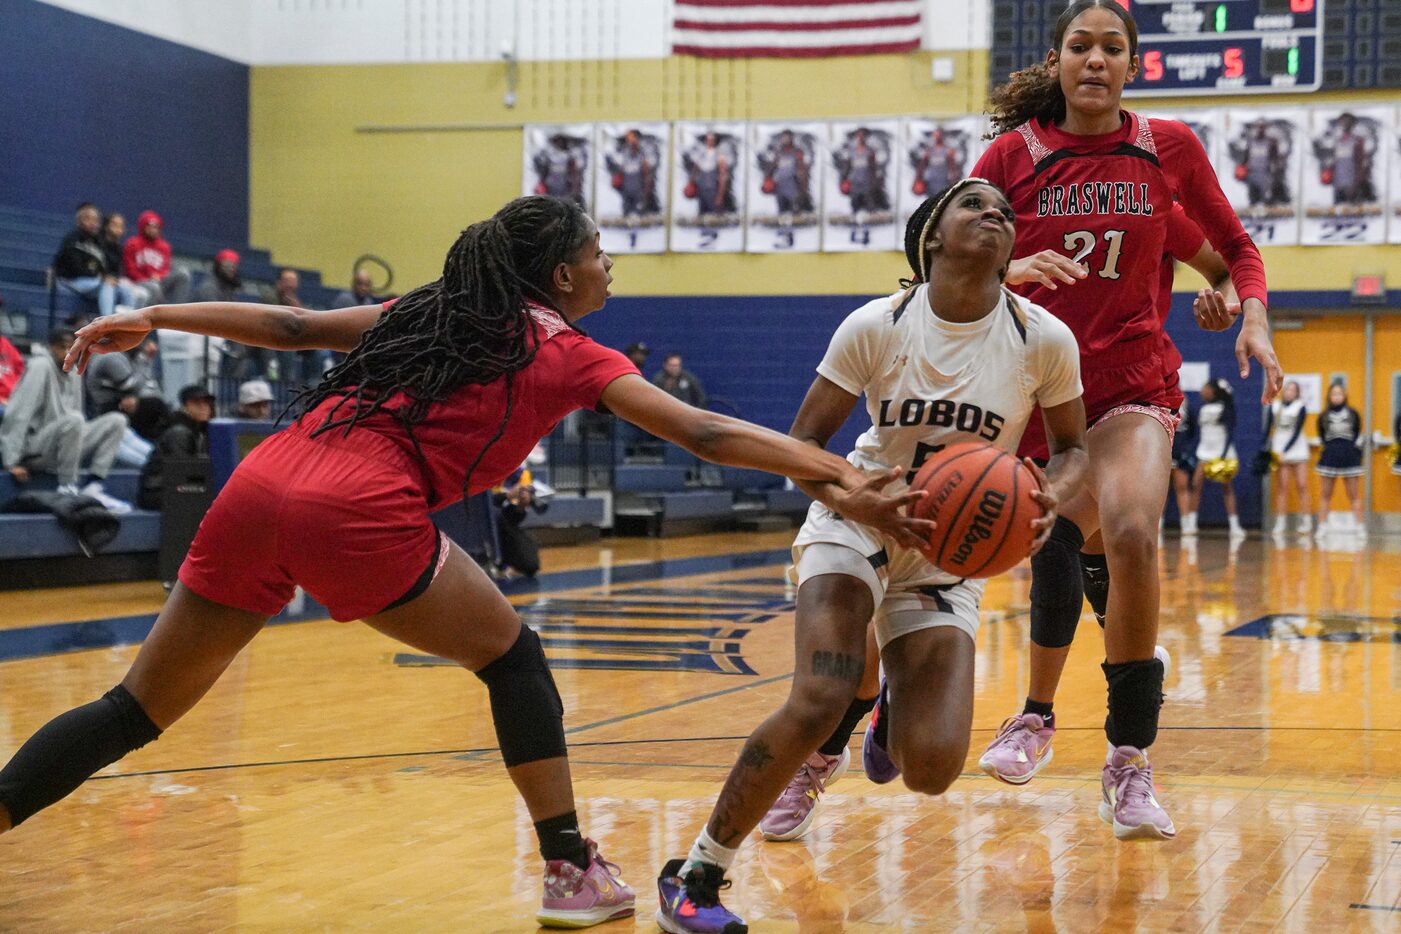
[537,838,636,928]
[1099,746,1176,840]
[759,748,850,841]
[977,713,1055,785]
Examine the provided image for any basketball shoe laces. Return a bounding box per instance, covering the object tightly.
[773,760,826,816]
[682,862,732,908]
[1105,755,1155,808]
[988,714,1042,756]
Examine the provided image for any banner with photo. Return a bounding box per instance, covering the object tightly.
[898,116,985,229]
[522,124,594,212]
[1390,104,1401,245]
[1301,106,1390,246]
[594,123,669,254]
[1143,109,1221,166]
[670,122,747,253]
[1219,109,1303,246]
[823,120,901,252]
[745,122,824,253]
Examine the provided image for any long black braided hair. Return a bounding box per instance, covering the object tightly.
[292,195,595,505]
[899,177,1005,287]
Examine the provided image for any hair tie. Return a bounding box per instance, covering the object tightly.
[917,176,993,281]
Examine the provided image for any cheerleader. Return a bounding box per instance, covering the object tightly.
[1316,381,1366,535]
[1264,380,1312,535]
[1187,379,1244,537]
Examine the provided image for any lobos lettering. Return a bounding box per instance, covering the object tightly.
[877,399,1005,442]
[948,489,1008,568]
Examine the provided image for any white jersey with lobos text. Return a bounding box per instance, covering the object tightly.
[791,283,1082,593]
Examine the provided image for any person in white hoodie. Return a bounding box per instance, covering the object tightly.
[0,328,130,511]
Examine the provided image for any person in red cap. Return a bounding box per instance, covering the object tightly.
[122,211,191,305]
[193,249,264,382]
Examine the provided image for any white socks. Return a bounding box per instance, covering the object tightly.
[684,828,738,876]
[1181,513,1198,536]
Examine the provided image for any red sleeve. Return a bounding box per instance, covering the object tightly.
[1164,203,1206,263]
[1153,119,1268,307]
[562,335,639,410]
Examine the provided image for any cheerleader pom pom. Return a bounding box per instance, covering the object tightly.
[1204,457,1240,484]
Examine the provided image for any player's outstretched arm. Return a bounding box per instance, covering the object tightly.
[66,302,384,373]
[785,375,935,550]
[1027,396,1089,554]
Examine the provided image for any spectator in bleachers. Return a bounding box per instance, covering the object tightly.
[652,351,707,408]
[331,269,379,308]
[100,213,154,308]
[266,269,326,386]
[195,249,264,381]
[0,333,23,419]
[234,379,273,420]
[122,210,191,306]
[624,341,650,374]
[53,203,137,317]
[0,327,130,510]
[86,340,169,468]
[136,384,214,511]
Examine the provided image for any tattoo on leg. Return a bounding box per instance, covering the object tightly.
[811,650,863,683]
[737,739,774,771]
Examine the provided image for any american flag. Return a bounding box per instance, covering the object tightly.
[672,1,924,59]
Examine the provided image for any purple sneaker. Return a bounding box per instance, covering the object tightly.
[977,713,1055,785]
[759,748,849,841]
[861,681,900,784]
[537,838,636,928]
[1099,746,1176,841]
[655,859,747,934]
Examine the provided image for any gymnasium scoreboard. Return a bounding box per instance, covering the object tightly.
[990,1,1401,96]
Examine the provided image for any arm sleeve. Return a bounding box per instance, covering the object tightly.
[815,303,884,397]
[1029,312,1084,409]
[1159,120,1268,307]
[563,336,640,411]
[1164,203,1207,263]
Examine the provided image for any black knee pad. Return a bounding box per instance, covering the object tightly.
[473,626,567,768]
[0,684,160,827]
[1079,552,1110,626]
[1029,517,1085,649]
[1102,657,1165,749]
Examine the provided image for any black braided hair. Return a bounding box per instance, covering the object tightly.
[292,195,594,505]
[986,0,1139,138]
[900,177,999,287]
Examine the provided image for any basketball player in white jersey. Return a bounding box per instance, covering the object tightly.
[656,179,1088,934]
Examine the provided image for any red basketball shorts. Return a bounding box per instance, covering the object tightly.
[1018,331,1185,461]
[179,426,441,622]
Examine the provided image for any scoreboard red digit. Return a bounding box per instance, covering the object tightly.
[1120,0,1321,96]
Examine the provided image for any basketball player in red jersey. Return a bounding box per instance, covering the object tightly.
[0,196,924,929]
[967,0,1282,840]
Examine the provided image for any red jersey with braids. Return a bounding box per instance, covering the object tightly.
[973,112,1267,458]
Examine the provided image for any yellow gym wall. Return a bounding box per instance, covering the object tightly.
[251,55,1401,298]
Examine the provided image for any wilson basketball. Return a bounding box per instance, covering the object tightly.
[909,442,1043,578]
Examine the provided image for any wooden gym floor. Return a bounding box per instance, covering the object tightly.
[0,529,1398,932]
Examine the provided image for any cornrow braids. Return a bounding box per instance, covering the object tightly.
[900,177,995,287]
[986,0,1139,138]
[291,195,594,506]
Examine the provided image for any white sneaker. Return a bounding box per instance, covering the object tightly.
[1181,513,1198,536]
[1272,515,1287,536]
[1297,515,1313,535]
[56,483,81,496]
[1228,517,1245,539]
[81,481,133,515]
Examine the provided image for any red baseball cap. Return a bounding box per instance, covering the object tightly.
[214,249,240,265]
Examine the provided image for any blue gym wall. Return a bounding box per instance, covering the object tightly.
[0,0,249,246]
[594,292,1266,529]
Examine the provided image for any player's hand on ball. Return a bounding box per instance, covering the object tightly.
[836,468,935,551]
[1022,458,1059,556]
[1192,289,1238,332]
[1005,251,1087,290]
[67,308,156,374]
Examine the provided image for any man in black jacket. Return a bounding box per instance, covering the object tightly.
[138,384,213,510]
[53,203,137,317]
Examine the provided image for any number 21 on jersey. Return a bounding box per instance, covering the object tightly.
[1063,229,1126,279]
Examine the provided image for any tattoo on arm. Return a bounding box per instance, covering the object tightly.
[811,650,863,683]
